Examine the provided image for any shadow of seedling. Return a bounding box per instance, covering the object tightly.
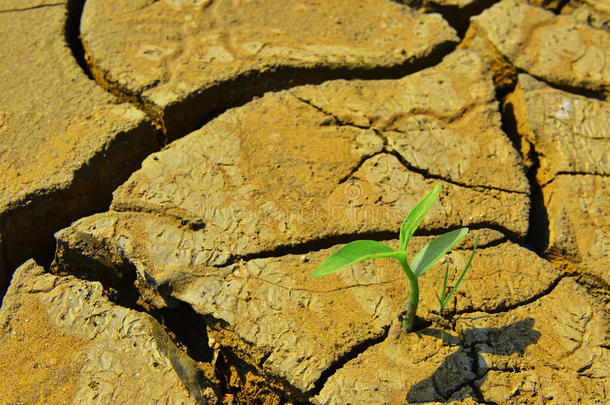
[407,318,541,403]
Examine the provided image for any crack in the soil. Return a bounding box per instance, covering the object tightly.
[457,274,564,316]
[52,237,215,359]
[393,0,501,38]
[540,171,610,188]
[105,202,517,265]
[466,345,490,404]
[0,3,63,13]
[293,94,529,196]
[65,0,93,80]
[0,120,158,298]
[548,261,610,299]
[501,85,550,257]
[294,95,529,195]
[295,89,490,129]
[337,150,382,184]
[385,148,529,196]
[210,222,513,267]
[552,0,571,14]
[515,68,608,102]
[306,325,390,399]
[84,37,458,143]
[291,94,372,131]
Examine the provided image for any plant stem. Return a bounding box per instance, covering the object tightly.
[398,254,419,331]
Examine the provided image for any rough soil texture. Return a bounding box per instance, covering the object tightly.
[457,278,610,404]
[506,73,610,287]
[0,0,158,295]
[1,0,609,403]
[0,260,218,404]
[80,0,458,138]
[53,50,552,402]
[506,74,609,185]
[316,278,609,404]
[466,0,610,94]
[544,175,610,286]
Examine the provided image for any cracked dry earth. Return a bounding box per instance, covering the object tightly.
[0,1,608,404]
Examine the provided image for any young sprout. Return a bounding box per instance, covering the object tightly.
[311,184,478,332]
[436,236,478,316]
[435,237,478,342]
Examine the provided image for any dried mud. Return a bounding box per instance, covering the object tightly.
[1,0,608,403]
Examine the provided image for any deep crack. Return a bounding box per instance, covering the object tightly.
[65,0,93,80]
[51,237,216,372]
[393,0,500,37]
[501,84,550,257]
[113,205,514,261]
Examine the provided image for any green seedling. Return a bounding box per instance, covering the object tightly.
[311,184,478,332]
[435,236,478,341]
[435,236,478,316]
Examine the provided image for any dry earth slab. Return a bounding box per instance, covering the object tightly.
[542,175,610,288]
[506,74,609,185]
[457,278,610,404]
[0,1,158,295]
[80,0,458,138]
[51,50,547,401]
[506,73,610,287]
[0,260,219,404]
[463,0,610,94]
[316,277,609,403]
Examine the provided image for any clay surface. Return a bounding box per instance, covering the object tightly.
[544,175,610,286]
[506,73,609,185]
[315,277,608,404]
[1,0,609,403]
[52,51,543,401]
[506,73,610,287]
[0,260,218,404]
[468,0,610,93]
[458,278,609,404]
[80,0,458,137]
[0,0,158,294]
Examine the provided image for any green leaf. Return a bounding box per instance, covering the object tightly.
[411,228,468,277]
[310,240,398,278]
[435,291,444,307]
[438,262,449,309]
[441,236,478,307]
[399,184,442,252]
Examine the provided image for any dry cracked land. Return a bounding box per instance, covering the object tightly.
[0,0,608,404]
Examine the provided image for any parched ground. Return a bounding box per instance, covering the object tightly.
[0,0,608,404]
